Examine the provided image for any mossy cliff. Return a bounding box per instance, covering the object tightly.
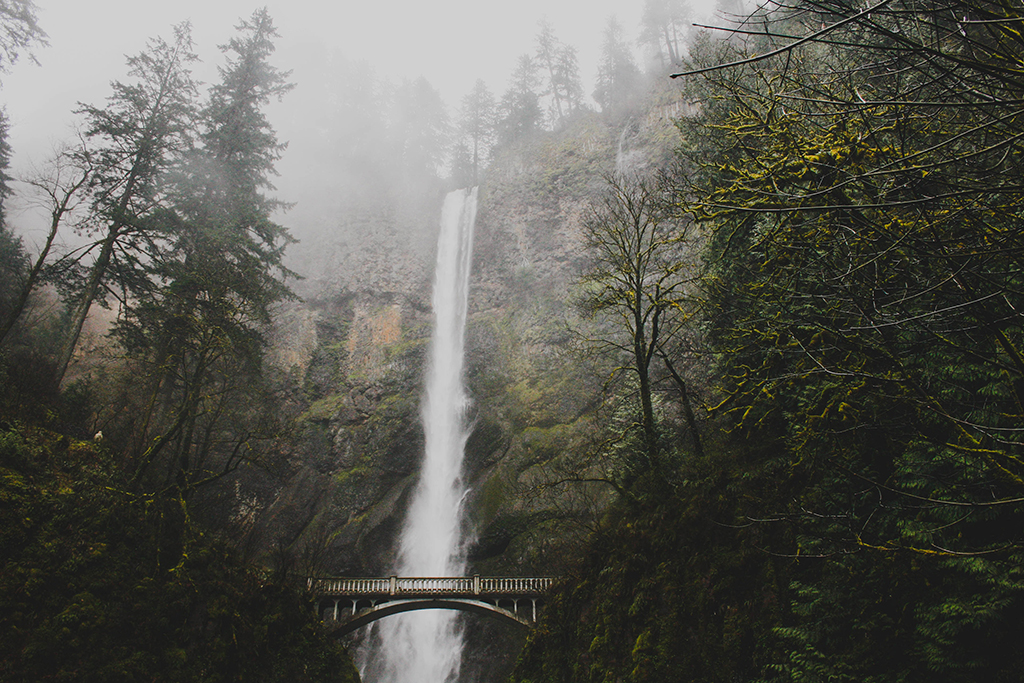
[201,89,682,680]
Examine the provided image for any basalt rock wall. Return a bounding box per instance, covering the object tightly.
[207,89,683,682]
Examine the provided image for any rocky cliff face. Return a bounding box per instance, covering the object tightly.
[204,182,444,577]
[207,87,682,681]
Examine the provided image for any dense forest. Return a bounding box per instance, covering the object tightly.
[3,0,1024,680]
[0,5,363,681]
[511,0,1024,680]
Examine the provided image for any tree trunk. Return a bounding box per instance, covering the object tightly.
[660,351,705,459]
[634,304,659,467]
[0,172,88,346]
[53,226,118,386]
[54,156,144,387]
[0,222,59,346]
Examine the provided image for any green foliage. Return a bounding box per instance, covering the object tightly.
[685,0,1024,554]
[0,422,359,683]
[101,11,298,497]
[0,220,26,328]
[515,1,1024,680]
[660,0,1024,679]
[510,461,787,683]
[300,394,349,425]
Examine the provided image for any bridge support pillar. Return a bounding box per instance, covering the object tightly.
[333,599,339,621]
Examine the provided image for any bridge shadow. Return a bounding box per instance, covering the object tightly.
[322,597,531,637]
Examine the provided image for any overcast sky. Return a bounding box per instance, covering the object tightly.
[1,0,722,240]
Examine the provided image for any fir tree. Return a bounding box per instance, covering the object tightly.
[497,54,542,144]
[54,23,199,386]
[121,9,296,493]
[457,79,496,183]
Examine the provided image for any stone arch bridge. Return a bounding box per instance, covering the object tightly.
[308,576,554,636]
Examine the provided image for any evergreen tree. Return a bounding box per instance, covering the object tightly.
[0,110,21,331]
[553,43,585,120]
[0,0,46,78]
[457,79,496,183]
[497,54,542,144]
[0,108,11,220]
[389,76,450,179]
[639,0,690,67]
[120,9,296,493]
[54,23,199,386]
[593,17,643,116]
[534,21,585,128]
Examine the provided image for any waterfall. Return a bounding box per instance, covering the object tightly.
[369,187,478,683]
[614,118,643,176]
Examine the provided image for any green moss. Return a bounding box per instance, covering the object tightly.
[520,424,571,464]
[298,393,347,424]
[363,393,418,437]
[333,455,372,486]
[384,327,430,360]
[476,473,506,525]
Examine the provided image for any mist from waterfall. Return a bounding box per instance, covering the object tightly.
[368,187,479,683]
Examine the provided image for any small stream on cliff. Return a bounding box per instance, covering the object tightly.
[359,187,479,683]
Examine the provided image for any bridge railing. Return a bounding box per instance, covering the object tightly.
[309,576,554,597]
[396,577,471,593]
[312,577,392,594]
[478,577,552,593]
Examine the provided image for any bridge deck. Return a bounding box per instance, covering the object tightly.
[308,576,553,598]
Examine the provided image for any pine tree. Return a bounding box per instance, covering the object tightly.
[0,116,24,338]
[593,17,643,116]
[0,0,46,78]
[639,0,690,67]
[497,54,542,144]
[457,79,496,183]
[121,9,296,492]
[54,23,199,386]
[0,111,20,330]
[534,21,585,128]
[389,76,450,180]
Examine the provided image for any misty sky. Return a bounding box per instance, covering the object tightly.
[1,0,721,241]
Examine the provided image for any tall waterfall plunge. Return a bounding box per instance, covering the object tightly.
[367,187,478,683]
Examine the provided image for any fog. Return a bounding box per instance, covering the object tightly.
[1,0,721,288]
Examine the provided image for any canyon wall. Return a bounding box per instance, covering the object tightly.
[202,89,683,680]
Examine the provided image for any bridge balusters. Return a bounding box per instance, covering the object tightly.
[310,575,554,599]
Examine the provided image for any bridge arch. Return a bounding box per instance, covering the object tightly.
[329,598,530,636]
